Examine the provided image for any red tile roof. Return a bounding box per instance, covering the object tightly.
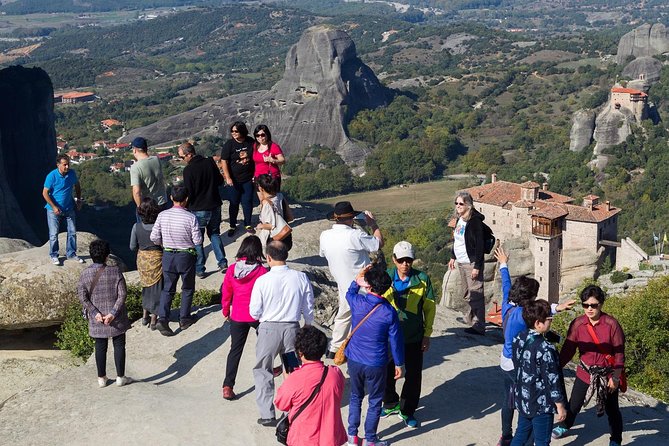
[62,91,95,99]
[611,87,647,97]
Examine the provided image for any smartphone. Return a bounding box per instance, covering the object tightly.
[545,330,562,344]
[353,212,367,227]
[281,351,302,374]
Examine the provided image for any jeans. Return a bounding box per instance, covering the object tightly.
[511,413,553,446]
[159,251,196,322]
[192,208,227,274]
[348,359,386,442]
[47,208,77,259]
[228,180,254,228]
[94,334,126,378]
[224,319,259,388]
[383,341,423,417]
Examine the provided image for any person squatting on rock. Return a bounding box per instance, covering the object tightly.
[220,235,268,401]
[219,121,256,236]
[345,264,404,446]
[42,154,84,265]
[78,239,132,388]
[178,142,228,278]
[129,197,163,331]
[274,326,348,446]
[150,185,202,337]
[552,285,625,446]
[130,137,169,221]
[494,247,575,446]
[449,191,487,335]
[320,201,383,359]
[249,240,314,427]
[381,241,436,429]
[511,300,567,446]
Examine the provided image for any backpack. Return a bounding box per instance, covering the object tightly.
[482,221,495,254]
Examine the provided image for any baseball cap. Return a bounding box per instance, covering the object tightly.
[393,241,415,259]
[131,137,148,150]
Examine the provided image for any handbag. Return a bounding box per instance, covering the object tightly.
[81,265,106,320]
[334,303,382,366]
[276,365,329,444]
[263,199,292,241]
[585,323,627,393]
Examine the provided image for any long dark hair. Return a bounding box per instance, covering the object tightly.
[235,235,264,264]
[253,124,272,144]
[230,121,249,139]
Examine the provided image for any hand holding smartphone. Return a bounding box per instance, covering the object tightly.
[281,351,302,374]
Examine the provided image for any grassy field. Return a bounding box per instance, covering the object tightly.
[313,178,465,218]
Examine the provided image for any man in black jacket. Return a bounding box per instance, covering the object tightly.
[179,142,228,277]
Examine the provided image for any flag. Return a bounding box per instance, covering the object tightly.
[664,233,668,244]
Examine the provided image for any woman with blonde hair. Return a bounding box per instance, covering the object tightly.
[448,191,487,335]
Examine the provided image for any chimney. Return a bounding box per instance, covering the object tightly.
[542,182,548,191]
[605,200,611,211]
[582,195,599,210]
[491,173,497,183]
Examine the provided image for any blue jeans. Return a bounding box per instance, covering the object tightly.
[502,368,534,445]
[192,208,227,274]
[511,413,553,446]
[47,208,77,259]
[159,251,196,322]
[228,180,254,228]
[348,359,386,442]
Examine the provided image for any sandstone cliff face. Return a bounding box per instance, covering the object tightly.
[122,26,392,163]
[0,66,56,244]
[591,105,636,170]
[569,109,596,152]
[622,56,663,84]
[616,23,669,64]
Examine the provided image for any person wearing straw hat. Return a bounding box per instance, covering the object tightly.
[319,201,384,359]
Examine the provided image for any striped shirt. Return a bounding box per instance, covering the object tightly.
[150,205,202,249]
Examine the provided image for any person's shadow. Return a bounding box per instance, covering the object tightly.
[143,322,229,385]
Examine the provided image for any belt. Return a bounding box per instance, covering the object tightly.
[164,247,197,256]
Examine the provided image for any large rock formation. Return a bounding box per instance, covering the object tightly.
[121,26,392,163]
[591,104,636,170]
[569,109,596,152]
[622,56,663,84]
[616,23,669,64]
[0,66,56,244]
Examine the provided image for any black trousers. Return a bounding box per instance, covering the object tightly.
[558,376,623,444]
[383,341,423,417]
[94,334,126,378]
[223,319,259,388]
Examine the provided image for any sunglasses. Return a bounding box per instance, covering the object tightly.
[454,201,466,206]
[396,257,413,264]
[582,303,600,309]
[255,133,267,138]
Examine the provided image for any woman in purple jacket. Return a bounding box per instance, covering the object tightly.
[220,235,268,400]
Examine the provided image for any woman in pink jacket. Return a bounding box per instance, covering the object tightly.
[275,326,347,446]
[221,235,267,400]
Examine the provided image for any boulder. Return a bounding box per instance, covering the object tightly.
[0,232,124,329]
[616,23,669,64]
[622,56,663,84]
[0,66,56,245]
[122,26,393,164]
[569,109,596,152]
[0,237,34,255]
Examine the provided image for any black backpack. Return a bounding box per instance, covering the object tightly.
[482,221,495,254]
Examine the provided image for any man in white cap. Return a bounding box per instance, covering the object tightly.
[319,201,383,359]
[380,240,436,429]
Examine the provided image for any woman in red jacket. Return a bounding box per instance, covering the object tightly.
[275,326,347,446]
[553,285,625,446]
[220,235,267,400]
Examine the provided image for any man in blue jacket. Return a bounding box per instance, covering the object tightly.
[345,264,404,446]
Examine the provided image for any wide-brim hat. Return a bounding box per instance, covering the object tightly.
[326,201,360,221]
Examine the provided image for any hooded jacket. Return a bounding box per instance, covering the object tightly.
[450,208,486,271]
[221,259,268,322]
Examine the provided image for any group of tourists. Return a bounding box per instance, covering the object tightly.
[43,126,627,445]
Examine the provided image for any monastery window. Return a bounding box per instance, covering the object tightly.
[552,272,555,278]
[540,247,543,252]
[540,276,543,282]
[540,261,543,266]
[516,224,520,229]
[493,220,496,225]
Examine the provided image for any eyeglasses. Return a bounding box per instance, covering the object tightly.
[396,258,413,264]
[582,303,600,309]
[454,201,465,206]
[255,133,266,138]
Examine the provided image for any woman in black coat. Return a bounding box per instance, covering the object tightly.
[448,191,487,335]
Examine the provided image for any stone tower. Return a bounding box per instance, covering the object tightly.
[529,208,566,303]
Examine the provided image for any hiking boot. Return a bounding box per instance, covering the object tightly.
[552,426,568,439]
[381,403,400,418]
[155,320,175,337]
[116,376,133,387]
[222,385,236,400]
[257,417,277,427]
[398,411,418,428]
[347,435,360,446]
[497,436,512,446]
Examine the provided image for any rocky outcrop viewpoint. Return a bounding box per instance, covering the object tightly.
[569,109,596,152]
[0,66,56,245]
[616,23,669,64]
[122,26,393,163]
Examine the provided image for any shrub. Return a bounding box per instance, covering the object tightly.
[610,270,632,284]
[56,286,221,359]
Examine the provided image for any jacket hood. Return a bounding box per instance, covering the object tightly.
[471,208,485,221]
[233,259,263,281]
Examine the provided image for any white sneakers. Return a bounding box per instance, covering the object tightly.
[98,376,133,387]
[98,376,108,388]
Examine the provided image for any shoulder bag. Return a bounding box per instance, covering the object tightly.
[585,323,627,393]
[276,365,329,445]
[334,303,382,366]
[263,199,292,242]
